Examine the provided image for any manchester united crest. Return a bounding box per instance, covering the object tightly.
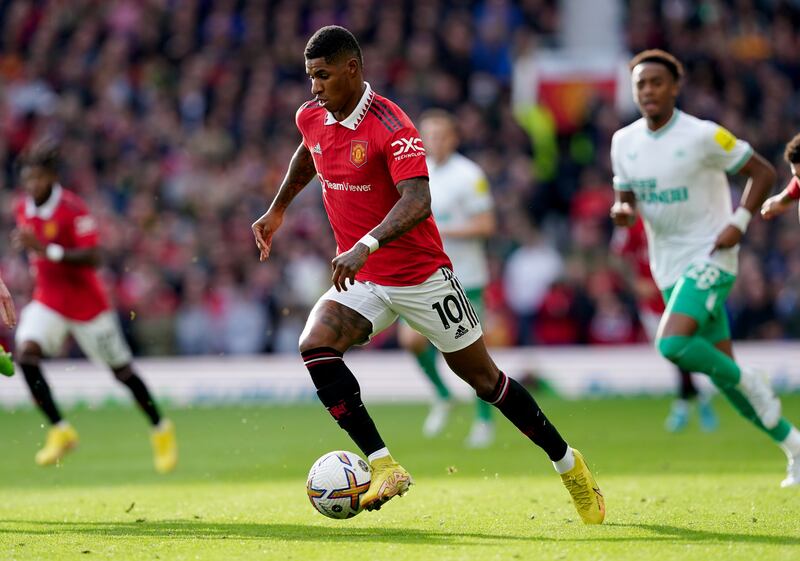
[350,140,368,168]
[43,221,58,240]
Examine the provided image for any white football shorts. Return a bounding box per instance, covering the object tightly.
[16,300,133,368]
[315,267,483,353]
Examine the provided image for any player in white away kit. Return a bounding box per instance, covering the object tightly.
[610,49,800,487]
[398,109,496,448]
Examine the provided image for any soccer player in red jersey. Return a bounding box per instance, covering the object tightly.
[252,26,604,523]
[613,217,719,432]
[12,144,177,472]
[0,275,17,376]
[761,133,800,221]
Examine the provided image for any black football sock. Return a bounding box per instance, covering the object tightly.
[678,369,698,400]
[20,362,63,425]
[302,347,386,457]
[117,373,162,425]
[481,372,568,462]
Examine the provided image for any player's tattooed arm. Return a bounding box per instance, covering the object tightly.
[369,176,432,246]
[252,143,317,261]
[330,176,431,292]
[268,143,317,214]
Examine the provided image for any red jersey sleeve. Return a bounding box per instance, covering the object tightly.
[70,202,100,249]
[380,110,428,184]
[786,175,800,200]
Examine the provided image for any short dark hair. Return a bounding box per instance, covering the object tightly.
[304,25,363,66]
[629,49,684,81]
[785,133,800,164]
[419,108,458,133]
[18,140,60,174]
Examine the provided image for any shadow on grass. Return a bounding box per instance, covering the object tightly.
[1,520,798,546]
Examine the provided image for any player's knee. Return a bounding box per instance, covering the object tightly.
[656,335,689,362]
[112,365,134,382]
[18,344,43,366]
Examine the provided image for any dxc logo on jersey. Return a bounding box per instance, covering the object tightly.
[391,137,425,159]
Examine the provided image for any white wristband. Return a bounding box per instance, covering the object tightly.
[730,207,752,233]
[358,234,379,254]
[46,244,65,262]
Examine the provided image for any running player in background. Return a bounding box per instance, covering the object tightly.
[0,275,17,376]
[612,217,719,432]
[761,132,800,221]
[252,25,605,522]
[610,49,800,487]
[398,109,496,448]
[12,143,177,472]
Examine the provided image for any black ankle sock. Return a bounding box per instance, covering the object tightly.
[482,372,568,461]
[302,347,385,457]
[21,362,63,424]
[678,369,698,400]
[119,373,162,425]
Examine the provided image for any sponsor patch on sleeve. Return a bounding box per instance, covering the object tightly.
[713,126,737,152]
[475,176,489,194]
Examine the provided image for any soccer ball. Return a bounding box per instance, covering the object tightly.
[306,450,372,519]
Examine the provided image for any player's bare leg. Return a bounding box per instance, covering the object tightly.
[299,300,411,511]
[442,337,605,524]
[18,341,79,465]
[112,364,177,473]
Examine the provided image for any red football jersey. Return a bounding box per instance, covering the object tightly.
[611,217,664,314]
[15,185,110,321]
[296,83,452,286]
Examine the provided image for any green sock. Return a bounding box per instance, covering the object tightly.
[475,397,493,422]
[657,335,741,388]
[416,343,450,400]
[718,385,792,442]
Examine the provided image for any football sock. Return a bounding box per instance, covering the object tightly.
[118,373,162,425]
[780,427,800,458]
[678,369,698,400]
[415,343,451,400]
[552,446,576,474]
[302,347,386,457]
[476,397,493,422]
[716,384,792,442]
[656,335,740,387]
[20,362,63,424]
[481,372,568,461]
[367,447,390,462]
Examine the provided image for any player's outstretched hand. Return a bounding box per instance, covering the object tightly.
[331,244,370,292]
[0,278,15,328]
[760,194,793,220]
[711,224,743,254]
[610,201,636,227]
[11,227,44,254]
[251,211,283,262]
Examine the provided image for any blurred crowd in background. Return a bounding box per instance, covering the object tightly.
[0,0,799,356]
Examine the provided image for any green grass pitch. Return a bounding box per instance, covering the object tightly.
[1,395,799,560]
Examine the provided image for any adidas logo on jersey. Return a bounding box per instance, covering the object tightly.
[454,325,469,339]
[313,143,323,155]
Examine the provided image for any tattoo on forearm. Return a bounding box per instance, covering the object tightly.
[369,177,431,246]
[270,144,317,212]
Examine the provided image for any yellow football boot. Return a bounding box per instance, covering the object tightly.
[35,423,79,466]
[151,419,178,474]
[560,449,605,524]
[360,455,412,511]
